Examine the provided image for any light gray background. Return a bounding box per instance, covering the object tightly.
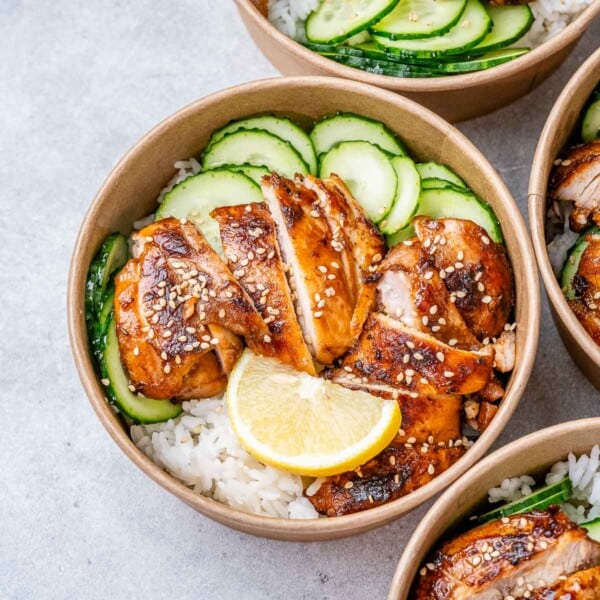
[2,2,599,599]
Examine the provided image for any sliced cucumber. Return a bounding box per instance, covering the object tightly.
[206,116,317,174]
[427,48,529,74]
[474,478,573,525]
[416,162,467,189]
[100,319,182,424]
[327,54,437,77]
[214,164,270,186]
[380,156,420,234]
[202,130,308,178]
[306,0,401,44]
[560,227,600,299]
[582,99,600,143]
[582,518,600,542]
[90,286,115,358]
[386,226,415,247]
[155,170,262,255]
[371,0,467,40]
[310,113,406,157]
[421,177,467,193]
[416,188,502,243]
[85,232,128,327]
[372,0,492,58]
[472,4,534,53]
[319,140,397,223]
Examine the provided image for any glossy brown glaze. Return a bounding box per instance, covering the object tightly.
[414,507,600,600]
[212,202,315,374]
[309,393,465,516]
[262,173,357,364]
[378,239,479,350]
[526,565,600,599]
[113,218,268,398]
[328,312,493,397]
[300,174,385,337]
[414,217,514,341]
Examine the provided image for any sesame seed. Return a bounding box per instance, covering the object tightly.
[481,235,490,245]
[128,384,136,392]
[210,338,220,345]
[431,325,441,333]
[133,346,140,356]
[317,265,327,273]
[414,352,424,360]
[427,464,435,475]
[448,338,457,346]
[344,481,353,490]
[422,316,429,326]
[424,271,433,280]
[163,364,171,374]
[429,305,438,315]
[314,311,323,318]
[444,371,455,378]
[101,378,110,386]
[200,342,210,350]
[482,295,492,304]
[436,352,444,362]
[184,344,193,352]
[372,253,383,263]
[457,250,464,261]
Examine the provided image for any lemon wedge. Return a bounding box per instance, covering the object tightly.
[226,349,401,477]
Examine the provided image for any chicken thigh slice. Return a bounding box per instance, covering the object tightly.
[114,218,268,399]
[212,202,315,374]
[414,217,514,341]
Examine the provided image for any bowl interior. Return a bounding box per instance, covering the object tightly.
[389,418,600,599]
[529,48,600,381]
[68,77,539,540]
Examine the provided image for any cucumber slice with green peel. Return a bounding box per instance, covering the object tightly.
[306,0,401,45]
[100,319,182,424]
[560,227,600,299]
[202,130,309,178]
[206,116,317,174]
[156,170,262,255]
[474,478,573,525]
[371,0,467,40]
[421,177,469,193]
[310,113,406,157]
[213,164,270,186]
[416,188,502,243]
[386,225,416,247]
[428,49,530,74]
[582,518,600,541]
[472,4,534,53]
[327,48,528,76]
[85,232,128,326]
[89,286,116,358]
[326,54,437,77]
[319,140,398,223]
[416,162,467,189]
[582,99,600,143]
[380,157,420,234]
[372,0,492,58]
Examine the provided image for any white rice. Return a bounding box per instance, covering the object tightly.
[131,395,319,519]
[267,0,319,41]
[487,445,600,524]
[267,0,594,48]
[156,157,202,205]
[521,0,594,48]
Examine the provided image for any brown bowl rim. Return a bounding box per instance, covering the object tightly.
[528,47,600,373]
[388,416,600,599]
[67,75,540,540]
[235,0,600,92]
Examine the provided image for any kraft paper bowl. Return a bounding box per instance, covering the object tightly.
[68,76,539,540]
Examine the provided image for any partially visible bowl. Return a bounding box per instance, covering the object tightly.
[529,47,600,390]
[235,0,600,123]
[68,76,539,540]
[389,417,600,599]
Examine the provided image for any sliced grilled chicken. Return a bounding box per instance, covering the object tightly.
[377,238,479,349]
[568,233,600,343]
[206,324,243,375]
[114,218,268,398]
[414,217,514,341]
[326,312,493,397]
[262,173,356,365]
[300,173,385,335]
[211,203,315,374]
[526,565,600,599]
[414,507,600,600]
[308,392,465,516]
[552,140,600,232]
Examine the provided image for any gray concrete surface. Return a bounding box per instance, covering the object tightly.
[1,2,599,598]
